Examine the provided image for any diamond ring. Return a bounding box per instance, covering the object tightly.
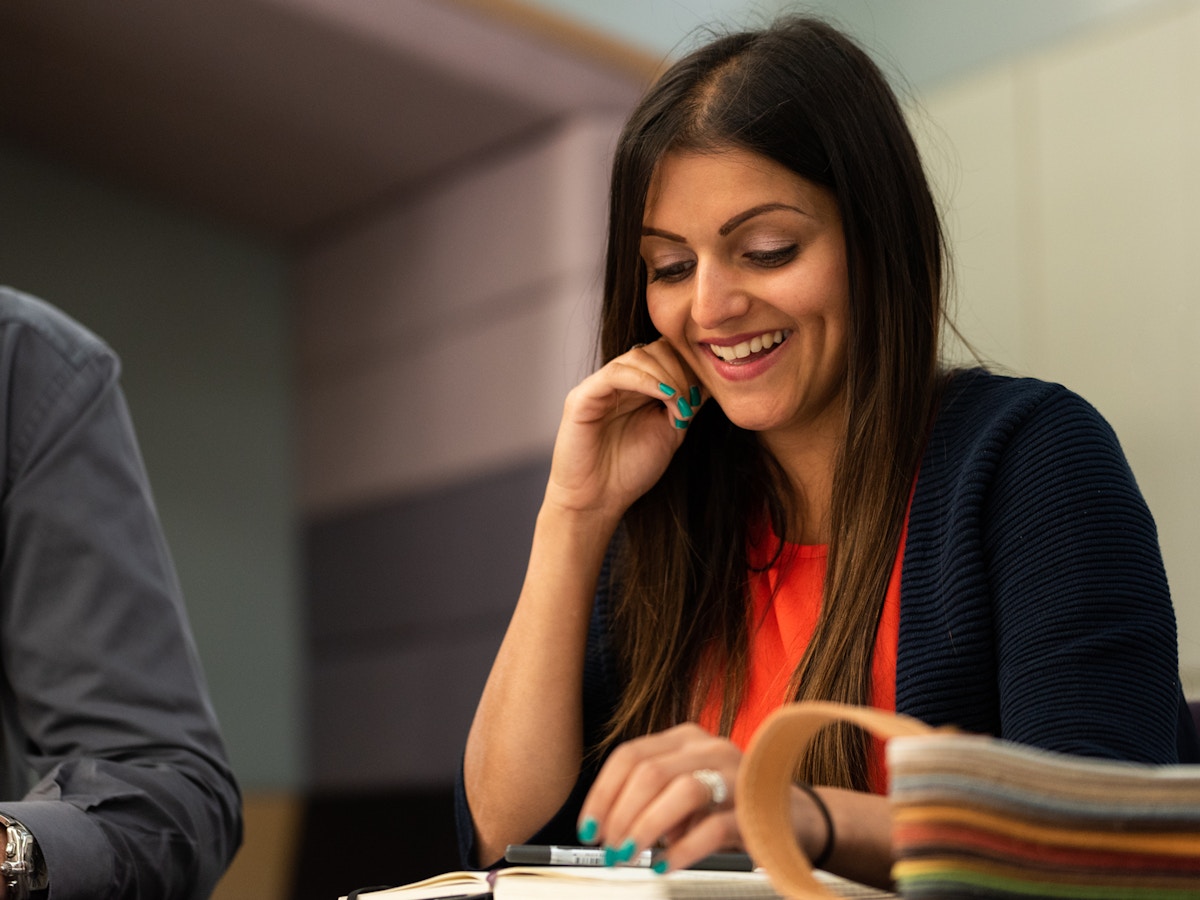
[692,768,729,808]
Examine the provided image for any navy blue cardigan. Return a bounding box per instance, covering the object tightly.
[456,369,1198,866]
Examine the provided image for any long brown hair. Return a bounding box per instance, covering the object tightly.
[598,17,948,791]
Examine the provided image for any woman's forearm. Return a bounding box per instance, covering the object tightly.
[463,500,619,864]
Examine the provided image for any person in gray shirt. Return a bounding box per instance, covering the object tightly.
[0,286,242,899]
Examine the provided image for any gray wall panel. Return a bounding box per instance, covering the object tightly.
[306,457,551,785]
[310,631,505,788]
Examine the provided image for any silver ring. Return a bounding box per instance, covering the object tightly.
[692,768,728,807]
[630,342,646,351]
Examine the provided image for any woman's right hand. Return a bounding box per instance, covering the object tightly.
[545,338,704,522]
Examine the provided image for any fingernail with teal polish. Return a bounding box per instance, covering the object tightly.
[676,397,693,418]
[673,418,688,430]
[604,845,620,867]
[689,385,702,407]
[657,383,677,398]
[578,817,598,845]
[652,858,670,875]
[617,838,637,863]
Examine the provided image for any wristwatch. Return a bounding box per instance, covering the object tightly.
[0,814,48,900]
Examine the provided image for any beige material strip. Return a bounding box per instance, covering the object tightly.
[892,805,1200,855]
[736,702,938,898]
[446,0,667,82]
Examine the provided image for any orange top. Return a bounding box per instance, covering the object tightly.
[698,514,907,792]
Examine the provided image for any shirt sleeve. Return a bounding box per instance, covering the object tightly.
[0,301,242,899]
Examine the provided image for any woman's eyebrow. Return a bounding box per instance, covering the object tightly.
[719,203,810,236]
[641,203,811,243]
[641,226,687,242]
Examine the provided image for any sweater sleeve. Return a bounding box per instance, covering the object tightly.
[982,386,1182,763]
[880,371,1196,763]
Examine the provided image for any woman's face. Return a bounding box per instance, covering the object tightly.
[641,148,851,443]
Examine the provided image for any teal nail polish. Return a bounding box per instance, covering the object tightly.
[657,383,677,398]
[617,838,637,863]
[652,858,670,875]
[578,817,598,844]
[604,845,620,867]
[673,418,688,430]
[689,385,702,407]
[676,397,693,418]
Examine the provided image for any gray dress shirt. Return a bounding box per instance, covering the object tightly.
[0,287,242,898]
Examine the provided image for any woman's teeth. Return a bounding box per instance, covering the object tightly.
[709,330,788,362]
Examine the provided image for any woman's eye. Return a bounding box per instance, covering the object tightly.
[648,259,695,284]
[747,244,799,267]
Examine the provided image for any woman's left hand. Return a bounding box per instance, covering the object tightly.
[577,723,743,873]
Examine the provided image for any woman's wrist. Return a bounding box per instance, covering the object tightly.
[794,782,835,868]
[516,500,618,628]
[789,783,836,870]
[537,492,624,546]
[785,785,895,889]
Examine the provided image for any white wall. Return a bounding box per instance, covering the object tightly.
[914,1,1200,689]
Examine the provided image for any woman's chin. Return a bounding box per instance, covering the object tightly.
[719,406,787,434]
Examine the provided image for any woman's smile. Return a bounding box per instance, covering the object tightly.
[706,329,791,363]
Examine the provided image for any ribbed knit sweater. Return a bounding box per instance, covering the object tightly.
[456,369,1195,866]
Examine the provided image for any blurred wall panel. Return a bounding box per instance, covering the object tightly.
[297,112,623,790]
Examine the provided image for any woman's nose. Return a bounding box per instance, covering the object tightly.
[691,261,750,329]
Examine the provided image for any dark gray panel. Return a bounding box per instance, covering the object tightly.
[304,456,552,784]
[310,631,502,788]
[305,456,550,654]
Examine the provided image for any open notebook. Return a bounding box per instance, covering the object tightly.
[342,864,896,899]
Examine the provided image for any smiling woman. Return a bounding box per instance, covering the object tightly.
[457,14,1197,892]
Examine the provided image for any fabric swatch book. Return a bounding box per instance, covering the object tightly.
[342,864,895,899]
[887,732,1200,899]
[737,702,1200,900]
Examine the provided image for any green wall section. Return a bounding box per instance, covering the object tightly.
[526,0,1176,86]
[0,139,302,790]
